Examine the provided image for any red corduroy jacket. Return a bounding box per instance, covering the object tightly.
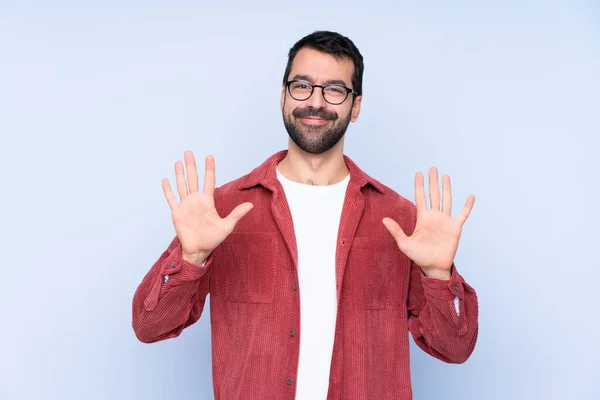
[132,150,478,400]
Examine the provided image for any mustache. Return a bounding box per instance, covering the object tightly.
[293,107,338,121]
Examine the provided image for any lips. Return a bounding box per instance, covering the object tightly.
[300,116,329,125]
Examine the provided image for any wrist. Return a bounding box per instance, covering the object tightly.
[182,250,211,266]
[421,268,451,281]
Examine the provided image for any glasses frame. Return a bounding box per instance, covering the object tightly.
[285,80,358,105]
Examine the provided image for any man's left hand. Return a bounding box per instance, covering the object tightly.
[382,167,475,281]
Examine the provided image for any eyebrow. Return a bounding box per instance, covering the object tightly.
[292,74,349,87]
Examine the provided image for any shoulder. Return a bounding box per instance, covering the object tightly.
[363,174,417,232]
[213,173,255,217]
[214,174,247,198]
[359,167,415,213]
[212,157,272,216]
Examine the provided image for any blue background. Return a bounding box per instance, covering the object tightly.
[1,1,599,399]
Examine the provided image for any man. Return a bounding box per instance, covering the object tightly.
[132,31,478,400]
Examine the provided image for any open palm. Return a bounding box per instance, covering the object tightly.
[382,167,475,280]
[162,151,253,262]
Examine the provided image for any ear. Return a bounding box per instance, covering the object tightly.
[280,85,287,110]
[350,95,363,122]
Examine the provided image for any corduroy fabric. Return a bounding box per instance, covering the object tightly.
[132,150,478,400]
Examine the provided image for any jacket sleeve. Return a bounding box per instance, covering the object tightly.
[407,261,478,363]
[132,234,213,343]
[404,203,479,363]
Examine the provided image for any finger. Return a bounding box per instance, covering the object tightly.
[223,202,254,232]
[203,155,216,197]
[185,150,199,193]
[414,172,427,213]
[382,217,408,246]
[456,195,475,226]
[429,166,440,211]
[442,174,452,216]
[175,161,188,201]
[162,178,178,209]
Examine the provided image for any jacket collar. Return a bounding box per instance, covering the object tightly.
[238,149,386,194]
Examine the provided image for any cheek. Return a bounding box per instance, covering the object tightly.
[284,101,304,117]
[283,103,294,117]
[342,105,354,119]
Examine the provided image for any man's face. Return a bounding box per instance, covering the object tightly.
[281,47,362,154]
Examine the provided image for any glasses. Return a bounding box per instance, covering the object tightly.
[285,80,358,105]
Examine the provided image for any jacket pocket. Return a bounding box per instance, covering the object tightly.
[222,231,278,304]
[347,237,406,310]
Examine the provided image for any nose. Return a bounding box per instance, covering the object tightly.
[305,86,328,109]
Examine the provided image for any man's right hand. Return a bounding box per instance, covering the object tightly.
[162,150,254,265]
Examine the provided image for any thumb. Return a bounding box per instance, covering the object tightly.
[382,217,408,246]
[223,202,254,231]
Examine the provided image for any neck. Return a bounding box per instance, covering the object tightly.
[278,139,349,186]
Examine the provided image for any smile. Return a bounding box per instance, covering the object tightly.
[299,117,330,125]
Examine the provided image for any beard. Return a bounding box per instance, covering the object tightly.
[282,104,352,154]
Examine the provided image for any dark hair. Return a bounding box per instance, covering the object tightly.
[283,31,364,96]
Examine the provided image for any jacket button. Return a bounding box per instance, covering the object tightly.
[453,284,459,292]
[170,262,177,269]
[290,330,296,337]
[292,283,297,291]
[286,378,293,385]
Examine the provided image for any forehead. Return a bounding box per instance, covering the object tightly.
[288,47,354,86]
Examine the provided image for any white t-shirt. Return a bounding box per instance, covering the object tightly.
[277,166,349,400]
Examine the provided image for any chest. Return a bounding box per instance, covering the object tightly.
[211,229,410,310]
